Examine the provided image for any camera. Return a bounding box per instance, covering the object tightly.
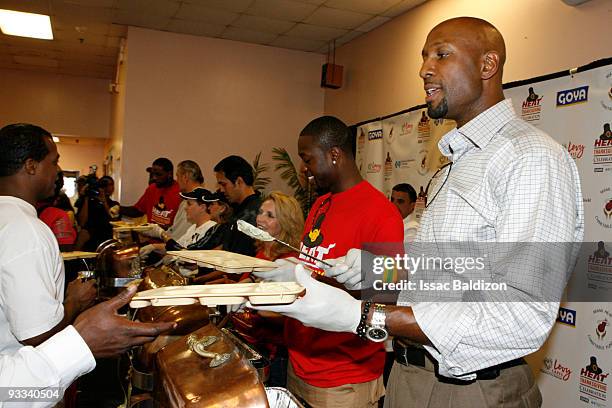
[81,175,101,198]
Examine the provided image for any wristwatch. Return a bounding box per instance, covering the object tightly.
[365,303,388,342]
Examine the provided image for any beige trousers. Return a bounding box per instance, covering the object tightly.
[384,358,542,408]
[287,362,385,408]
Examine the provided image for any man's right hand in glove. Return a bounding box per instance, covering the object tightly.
[140,223,165,239]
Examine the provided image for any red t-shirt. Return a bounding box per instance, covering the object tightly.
[39,207,77,245]
[134,181,181,227]
[287,180,404,387]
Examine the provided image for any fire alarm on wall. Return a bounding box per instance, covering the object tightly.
[321,63,343,89]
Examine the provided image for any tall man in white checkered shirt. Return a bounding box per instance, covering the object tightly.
[250,17,584,407]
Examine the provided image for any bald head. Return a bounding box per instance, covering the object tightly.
[420,17,507,127]
[431,17,506,70]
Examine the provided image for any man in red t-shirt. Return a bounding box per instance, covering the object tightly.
[120,158,181,228]
[255,116,404,407]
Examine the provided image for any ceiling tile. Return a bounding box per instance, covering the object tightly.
[0,35,55,49]
[291,0,326,5]
[59,53,115,65]
[180,0,253,14]
[355,16,391,32]
[105,35,122,47]
[220,27,278,45]
[108,24,127,37]
[325,0,400,15]
[304,6,371,29]
[165,19,226,37]
[381,0,427,17]
[113,9,169,30]
[270,35,325,52]
[50,2,114,23]
[56,41,110,56]
[52,18,112,35]
[5,46,61,59]
[0,0,51,14]
[54,29,109,46]
[175,3,238,25]
[54,0,116,7]
[284,23,347,42]
[246,0,317,22]
[115,0,180,17]
[232,15,295,35]
[13,55,59,68]
[334,29,364,46]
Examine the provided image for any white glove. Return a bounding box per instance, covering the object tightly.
[140,224,164,239]
[248,265,361,333]
[323,248,367,290]
[253,257,299,282]
[139,244,163,260]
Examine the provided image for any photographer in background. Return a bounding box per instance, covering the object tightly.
[75,174,113,251]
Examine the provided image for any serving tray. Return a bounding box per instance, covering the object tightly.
[111,221,155,232]
[129,282,304,308]
[61,251,98,260]
[166,250,277,273]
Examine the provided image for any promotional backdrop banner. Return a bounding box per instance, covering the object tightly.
[355,58,612,408]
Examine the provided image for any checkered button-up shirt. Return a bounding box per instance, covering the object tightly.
[398,99,584,379]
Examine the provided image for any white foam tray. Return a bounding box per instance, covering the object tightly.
[166,250,277,273]
[129,282,304,308]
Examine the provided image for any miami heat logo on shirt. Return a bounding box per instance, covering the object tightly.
[151,195,174,226]
[302,196,331,248]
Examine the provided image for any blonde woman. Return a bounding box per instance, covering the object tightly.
[233,191,304,387]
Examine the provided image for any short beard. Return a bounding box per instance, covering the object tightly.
[427,97,448,119]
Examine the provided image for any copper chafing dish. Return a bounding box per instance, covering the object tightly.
[96,239,142,287]
[155,324,269,408]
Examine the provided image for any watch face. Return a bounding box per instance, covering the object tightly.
[366,327,388,342]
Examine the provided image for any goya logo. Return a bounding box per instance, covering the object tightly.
[557,307,576,327]
[368,129,383,141]
[557,86,589,107]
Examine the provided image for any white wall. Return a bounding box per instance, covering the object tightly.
[0,68,110,138]
[324,0,612,124]
[118,27,325,204]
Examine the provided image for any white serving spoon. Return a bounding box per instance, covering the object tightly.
[237,220,332,268]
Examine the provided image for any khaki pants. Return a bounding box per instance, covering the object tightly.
[287,362,385,408]
[384,359,542,408]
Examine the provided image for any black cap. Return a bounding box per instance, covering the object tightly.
[180,187,216,203]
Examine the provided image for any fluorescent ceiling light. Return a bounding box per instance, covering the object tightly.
[52,136,60,143]
[0,9,53,40]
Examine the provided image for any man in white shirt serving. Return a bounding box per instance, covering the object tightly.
[0,123,175,407]
[250,17,584,407]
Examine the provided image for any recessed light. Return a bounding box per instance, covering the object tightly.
[0,9,53,40]
[52,136,60,143]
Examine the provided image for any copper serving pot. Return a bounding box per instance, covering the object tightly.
[96,239,141,287]
[133,265,210,373]
[155,324,269,408]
